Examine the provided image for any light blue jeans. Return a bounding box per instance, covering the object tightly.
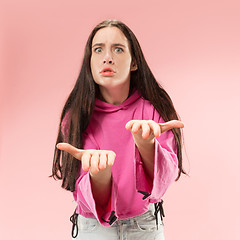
[72,204,165,240]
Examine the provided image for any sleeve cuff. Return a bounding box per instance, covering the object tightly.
[74,172,118,227]
[135,139,178,202]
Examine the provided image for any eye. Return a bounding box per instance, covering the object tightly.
[114,47,124,53]
[94,47,102,53]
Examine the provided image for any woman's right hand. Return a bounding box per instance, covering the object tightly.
[56,143,116,175]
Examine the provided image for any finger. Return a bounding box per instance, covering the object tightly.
[107,151,116,167]
[56,143,83,160]
[131,121,142,134]
[99,152,107,170]
[159,120,184,133]
[148,121,161,137]
[125,120,135,130]
[89,152,100,174]
[141,122,151,139]
[81,152,91,171]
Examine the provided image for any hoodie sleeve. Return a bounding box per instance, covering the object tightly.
[61,110,70,140]
[61,114,115,226]
[135,102,179,202]
[73,131,116,227]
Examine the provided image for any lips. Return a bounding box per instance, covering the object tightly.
[100,68,115,76]
[100,68,115,73]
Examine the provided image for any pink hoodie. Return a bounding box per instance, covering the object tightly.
[62,90,178,227]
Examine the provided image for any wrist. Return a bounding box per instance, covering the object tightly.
[90,166,112,183]
[133,134,155,148]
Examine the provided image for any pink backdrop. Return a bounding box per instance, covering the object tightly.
[1,0,240,239]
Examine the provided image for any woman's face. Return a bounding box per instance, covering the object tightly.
[90,27,137,94]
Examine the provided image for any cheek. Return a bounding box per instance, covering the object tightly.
[121,58,132,73]
[90,62,97,82]
[90,58,97,74]
[90,57,94,68]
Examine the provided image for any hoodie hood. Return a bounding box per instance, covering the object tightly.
[94,90,141,113]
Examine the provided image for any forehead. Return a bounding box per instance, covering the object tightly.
[92,27,128,45]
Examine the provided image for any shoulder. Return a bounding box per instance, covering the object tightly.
[139,97,163,123]
[61,109,71,137]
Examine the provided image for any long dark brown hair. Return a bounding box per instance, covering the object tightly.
[51,19,186,192]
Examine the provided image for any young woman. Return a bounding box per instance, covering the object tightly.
[51,19,185,239]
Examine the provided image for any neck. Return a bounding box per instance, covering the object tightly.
[98,84,130,105]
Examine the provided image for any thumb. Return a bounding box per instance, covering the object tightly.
[56,143,83,161]
[159,120,184,134]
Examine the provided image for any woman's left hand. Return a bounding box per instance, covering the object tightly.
[125,120,184,142]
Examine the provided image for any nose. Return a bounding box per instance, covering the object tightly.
[103,59,113,64]
[103,51,114,64]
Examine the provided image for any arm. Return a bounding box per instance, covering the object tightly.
[59,112,117,225]
[56,143,115,209]
[126,120,184,185]
[90,168,112,209]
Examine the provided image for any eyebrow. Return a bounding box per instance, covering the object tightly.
[92,43,126,48]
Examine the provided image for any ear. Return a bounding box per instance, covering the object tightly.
[130,59,138,71]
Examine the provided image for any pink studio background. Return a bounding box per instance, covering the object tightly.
[1,0,240,239]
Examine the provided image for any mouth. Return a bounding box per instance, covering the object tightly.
[100,68,115,76]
